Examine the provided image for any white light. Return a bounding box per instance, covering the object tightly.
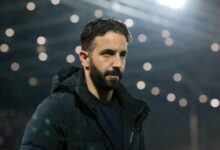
[0,43,9,53]
[151,87,160,95]
[94,9,103,18]
[173,73,182,82]
[143,62,152,71]
[38,52,48,61]
[112,2,121,11]
[138,34,148,43]
[136,81,146,90]
[210,99,220,108]
[124,19,134,28]
[29,77,38,86]
[10,62,20,71]
[70,15,79,23]
[157,0,186,9]
[75,46,81,54]
[51,0,61,5]
[199,94,208,103]
[26,2,36,11]
[211,43,220,52]
[66,54,75,63]
[179,98,188,107]
[164,37,174,46]
[161,29,170,38]
[5,28,15,37]
[167,93,176,102]
[37,36,47,45]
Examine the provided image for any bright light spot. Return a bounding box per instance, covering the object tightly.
[11,62,20,71]
[161,29,170,38]
[37,45,46,53]
[179,98,188,107]
[167,93,176,102]
[51,0,61,5]
[66,54,75,63]
[5,28,15,37]
[37,36,47,45]
[138,34,148,43]
[211,43,220,52]
[112,2,121,11]
[26,2,36,11]
[94,9,103,18]
[199,94,208,103]
[143,62,152,71]
[157,0,186,9]
[124,19,134,28]
[173,73,182,82]
[70,15,79,23]
[151,87,160,95]
[136,81,146,90]
[28,77,38,86]
[0,43,9,53]
[38,52,48,61]
[164,37,174,46]
[75,46,81,54]
[210,99,220,108]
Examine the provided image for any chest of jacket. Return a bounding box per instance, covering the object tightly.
[65,96,142,150]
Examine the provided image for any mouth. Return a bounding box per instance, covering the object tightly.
[106,75,120,80]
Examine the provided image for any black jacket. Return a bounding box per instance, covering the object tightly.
[21,67,150,150]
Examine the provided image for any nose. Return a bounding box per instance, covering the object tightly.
[112,55,123,68]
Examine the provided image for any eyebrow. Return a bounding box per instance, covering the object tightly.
[99,49,128,54]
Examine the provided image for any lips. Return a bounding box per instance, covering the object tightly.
[106,75,119,80]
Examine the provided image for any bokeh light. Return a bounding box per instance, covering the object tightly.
[94,9,103,18]
[66,54,75,63]
[70,14,79,23]
[5,28,15,37]
[136,81,146,90]
[50,0,61,5]
[167,93,176,102]
[210,99,220,108]
[151,87,160,96]
[28,77,38,86]
[10,62,20,71]
[124,18,134,28]
[173,73,182,82]
[143,62,152,71]
[211,43,220,52]
[38,52,48,61]
[179,98,188,107]
[26,2,36,11]
[199,94,208,103]
[37,36,47,45]
[0,43,9,53]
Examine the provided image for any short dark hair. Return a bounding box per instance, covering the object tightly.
[80,18,132,52]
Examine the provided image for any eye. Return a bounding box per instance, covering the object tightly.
[120,51,127,57]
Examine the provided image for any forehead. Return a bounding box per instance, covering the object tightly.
[92,31,128,51]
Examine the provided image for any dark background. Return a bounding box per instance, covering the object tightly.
[0,0,220,150]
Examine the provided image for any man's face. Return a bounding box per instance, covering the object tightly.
[88,31,128,90]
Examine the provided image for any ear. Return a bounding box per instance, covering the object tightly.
[79,50,90,67]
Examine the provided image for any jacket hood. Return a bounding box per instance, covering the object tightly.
[50,66,81,94]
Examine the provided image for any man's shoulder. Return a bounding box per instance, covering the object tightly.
[34,92,78,119]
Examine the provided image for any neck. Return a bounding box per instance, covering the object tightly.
[84,69,113,102]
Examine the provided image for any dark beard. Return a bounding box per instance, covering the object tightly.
[89,59,123,91]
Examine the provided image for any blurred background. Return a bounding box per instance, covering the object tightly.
[0,0,220,150]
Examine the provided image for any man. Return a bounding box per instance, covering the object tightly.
[21,18,150,150]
